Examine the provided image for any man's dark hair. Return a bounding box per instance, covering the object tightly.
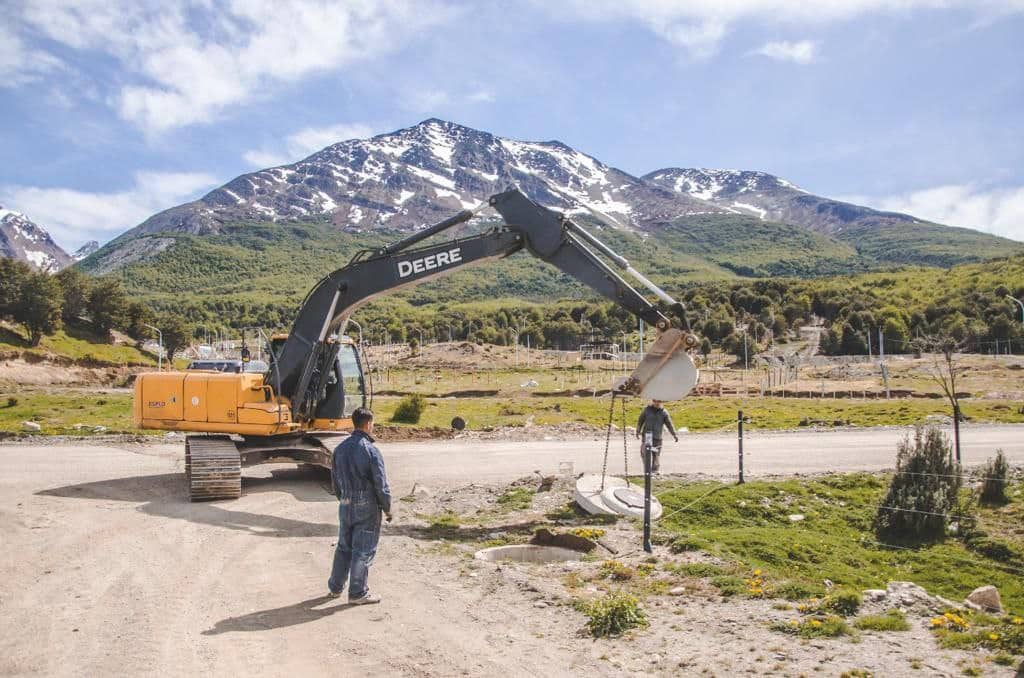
[351,407,374,429]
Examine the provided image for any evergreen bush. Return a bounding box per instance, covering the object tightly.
[873,426,963,542]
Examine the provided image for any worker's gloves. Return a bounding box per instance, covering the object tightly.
[385,512,393,523]
[673,437,679,443]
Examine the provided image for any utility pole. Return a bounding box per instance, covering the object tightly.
[879,326,890,399]
[642,431,653,553]
[639,318,645,359]
[743,331,748,371]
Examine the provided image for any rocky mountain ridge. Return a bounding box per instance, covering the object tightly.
[81,118,1021,276]
[0,207,71,273]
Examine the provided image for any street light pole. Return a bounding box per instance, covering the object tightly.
[1007,294,1024,323]
[347,319,363,348]
[144,323,163,371]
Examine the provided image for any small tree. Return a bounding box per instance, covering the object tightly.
[979,449,1010,505]
[0,258,30,321]
[874,426,962,543]
[87,277,129,338]
[913,334,966,463]
[125,301,154,342]
[160,316,194,362]
[54,267,91,323]
[16,272,63,345]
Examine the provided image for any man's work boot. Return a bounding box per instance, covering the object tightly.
[349,593,381,605]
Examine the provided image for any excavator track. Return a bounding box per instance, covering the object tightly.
[185,435,241,501]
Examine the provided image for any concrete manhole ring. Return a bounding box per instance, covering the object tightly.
[474,545,584,564]
[600,485,663,520]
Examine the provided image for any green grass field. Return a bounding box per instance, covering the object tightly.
[2,389,1022,437]
[0,324,156,367]
[653,473,1024,612]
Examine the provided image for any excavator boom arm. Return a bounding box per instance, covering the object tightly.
[271,188,684,422]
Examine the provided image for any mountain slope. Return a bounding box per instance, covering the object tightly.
[643,168,1020,266]
[0,207,71,273]
[79,120,1021,312]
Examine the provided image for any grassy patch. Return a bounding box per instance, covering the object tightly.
[370,394,1024,432]
[0,390,145,435]
[654,475,1024,612]
[1,323,155,366]
[854,610,911,632]
[495,487,534,511]
[771,615,850,638]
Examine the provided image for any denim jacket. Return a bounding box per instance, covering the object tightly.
[332,430,392,513]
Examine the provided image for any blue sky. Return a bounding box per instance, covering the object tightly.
[2,0,1023,250]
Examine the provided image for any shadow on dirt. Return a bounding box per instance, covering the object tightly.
[202,594,356,634]
[36,467,337,538]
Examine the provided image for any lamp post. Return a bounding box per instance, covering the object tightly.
[1007,294,1024,323]
[347,318,363,348]
[144,323,163,371]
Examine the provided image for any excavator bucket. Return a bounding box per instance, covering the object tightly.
[618,329,699,401]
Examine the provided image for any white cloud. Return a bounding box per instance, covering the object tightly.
[752,40,819,64]
[14,0,456,133]
[541,1,1024,58]
[243,122,377,167]
[0,23,62,86]
[846,184,1024,241]
[0,171,219,250]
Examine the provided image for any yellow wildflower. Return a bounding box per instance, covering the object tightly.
[988,633,999,641]
[930,617,946,627]
[811,620,822,627]
[1012,617,1023,625]
[753,569,762,576]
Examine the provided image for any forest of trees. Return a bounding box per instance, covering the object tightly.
[0,259,192,354]
[3,254,1022,360]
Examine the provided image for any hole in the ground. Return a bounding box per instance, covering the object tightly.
[474,545,585,564]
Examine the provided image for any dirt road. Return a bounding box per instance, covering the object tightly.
[1,425,1021,676]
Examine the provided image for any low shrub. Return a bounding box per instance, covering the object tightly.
[854,610,911,632]
[822,589,863,616]
[599,560,635,581]
[391,394,427,423]
[979,449,1010,505]
[574,592,648,637]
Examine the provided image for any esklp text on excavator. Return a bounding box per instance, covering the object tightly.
[133,188,700,501]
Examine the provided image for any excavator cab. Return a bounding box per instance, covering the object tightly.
[268,333,367,426]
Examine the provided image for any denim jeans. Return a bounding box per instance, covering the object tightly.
[328,494,381,599]
[641,439,663,473]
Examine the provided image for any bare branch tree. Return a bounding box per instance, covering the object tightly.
[912,333,966,463]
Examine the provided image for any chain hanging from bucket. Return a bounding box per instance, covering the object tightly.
[600,392,616,491]
[621,396,629,480]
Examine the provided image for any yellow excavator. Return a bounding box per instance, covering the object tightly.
[133,188,700,500]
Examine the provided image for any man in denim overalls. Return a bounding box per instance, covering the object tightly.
[328,407,392,604]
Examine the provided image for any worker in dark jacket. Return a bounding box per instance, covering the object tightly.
[328,407,391,604]
[636,399,678,474]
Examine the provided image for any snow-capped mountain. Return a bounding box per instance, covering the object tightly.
[643,168,917,235]
[121,119,726,242]
[72,240,99,261]
[0,207,71,273]
[85,119,1020,277]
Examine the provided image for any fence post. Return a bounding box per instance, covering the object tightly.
[737,410,745,484]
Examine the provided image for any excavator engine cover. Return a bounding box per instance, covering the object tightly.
[624,329,699,401]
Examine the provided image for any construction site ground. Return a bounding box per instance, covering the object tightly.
[2,429,1023,677]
